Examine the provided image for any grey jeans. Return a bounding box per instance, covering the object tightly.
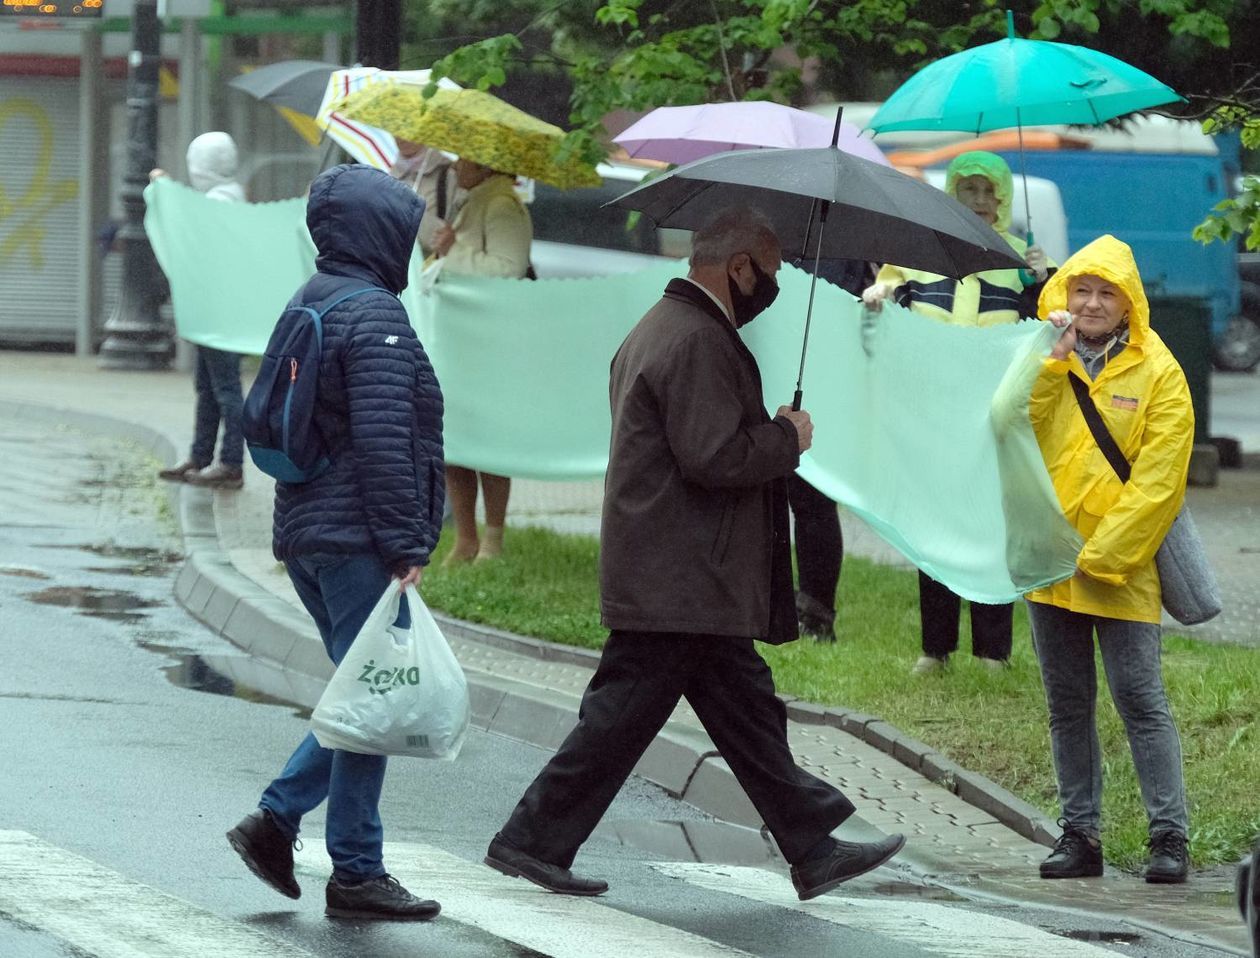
[1028,601,1188,838]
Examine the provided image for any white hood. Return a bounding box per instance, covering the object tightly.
[186,132,246,201]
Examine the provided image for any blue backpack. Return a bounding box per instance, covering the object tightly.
[243,284,387,483]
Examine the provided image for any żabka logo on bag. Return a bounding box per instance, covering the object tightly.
[357,659,423,696]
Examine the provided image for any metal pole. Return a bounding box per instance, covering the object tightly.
[76,25,104,358]
[355,0,402,70]
[99,0,172,370]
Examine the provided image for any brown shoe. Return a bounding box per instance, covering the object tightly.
[186,463,244,490]
[157,459,203,482]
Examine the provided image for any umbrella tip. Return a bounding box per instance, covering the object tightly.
[1006,9,1015,38]
[831,105,843,148]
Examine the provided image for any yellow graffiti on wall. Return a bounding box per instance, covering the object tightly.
[0,98,79,269]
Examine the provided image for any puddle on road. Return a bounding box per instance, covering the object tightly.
[135,636,308,716]
[0,565,51,580]
[1056,929,1142,944]
[37,543,183,576]
[24,585,161,623]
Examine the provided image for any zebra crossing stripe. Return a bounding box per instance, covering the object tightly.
[653,861,1120,958]
[296,841,755,957]
[0,830,317,958]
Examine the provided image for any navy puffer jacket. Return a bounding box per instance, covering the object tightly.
[272,164,445,572]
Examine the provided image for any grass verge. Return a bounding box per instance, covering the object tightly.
[425,525,1260,871]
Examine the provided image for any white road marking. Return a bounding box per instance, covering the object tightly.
[296,841,754,957]
[0,830,316,958]
[654,861,1120,958]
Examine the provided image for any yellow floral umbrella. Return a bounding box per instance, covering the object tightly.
[330,85,601,189]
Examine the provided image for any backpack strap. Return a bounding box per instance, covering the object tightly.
[1069,372,1132,484]
[305,285,392,353]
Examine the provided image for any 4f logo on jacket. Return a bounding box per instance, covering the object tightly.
[384,335,399,345]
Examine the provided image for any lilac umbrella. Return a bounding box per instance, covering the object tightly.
[614,101,889,166]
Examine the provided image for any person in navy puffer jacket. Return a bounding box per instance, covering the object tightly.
[226,164,446,922]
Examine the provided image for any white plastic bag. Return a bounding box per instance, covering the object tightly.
[311,584,470,760]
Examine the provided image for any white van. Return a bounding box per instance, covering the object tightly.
[529,162,686,278]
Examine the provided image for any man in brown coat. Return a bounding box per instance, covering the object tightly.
[484,207,904,900]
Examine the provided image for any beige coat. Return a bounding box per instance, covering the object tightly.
[441,174,532,278]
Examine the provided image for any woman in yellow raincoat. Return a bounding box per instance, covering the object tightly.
[862,151,1054,675]
[1030,234,1193,885]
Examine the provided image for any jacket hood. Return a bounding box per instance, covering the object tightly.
[945,150,1013,233]
[186,132,242,195]
[1037,234,1150,346]
[306,164,424,294]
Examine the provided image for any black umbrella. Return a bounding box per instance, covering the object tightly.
[608,116,1026,408]
[228,60,344,118]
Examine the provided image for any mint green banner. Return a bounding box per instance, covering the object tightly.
[145,178,1080,602]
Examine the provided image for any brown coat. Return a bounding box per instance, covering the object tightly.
[599,279,800,643]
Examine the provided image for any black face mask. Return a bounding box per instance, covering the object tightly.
[728,256,779,328]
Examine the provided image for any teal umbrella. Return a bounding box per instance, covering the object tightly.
[868,11,1183,244]
[868,12,1183,134]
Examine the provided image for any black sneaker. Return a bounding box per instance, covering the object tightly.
[325,874,441,921]
[1039,820,1103,879]
[1145,830,1189,884]
[226,808,301,899]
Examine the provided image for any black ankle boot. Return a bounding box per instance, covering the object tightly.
[1040,820,1103,879]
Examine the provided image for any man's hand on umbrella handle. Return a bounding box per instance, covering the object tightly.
[432,221,455,257]
[1025,244,1049,282]
[776,406,813,453]
[861,282,892,311]
[1047,310,1077,360]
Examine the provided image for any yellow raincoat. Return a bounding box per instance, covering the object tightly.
[875,151,1053,327]
[1026,235,1193,623]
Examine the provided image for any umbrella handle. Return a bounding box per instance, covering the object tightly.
[792,389,803,412]
[1018,228,1037,287]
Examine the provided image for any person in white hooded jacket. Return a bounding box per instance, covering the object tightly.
[153,132,248,490]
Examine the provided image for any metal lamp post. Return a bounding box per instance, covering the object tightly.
[99,0,172,370]
[355,0,402,69]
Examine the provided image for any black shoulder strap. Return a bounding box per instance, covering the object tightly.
[1069,372,1132,484]
[434,166,448,220]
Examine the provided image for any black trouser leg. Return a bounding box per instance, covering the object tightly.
[788,475,842,610]
[970,601,1014,660]
[497,632,688,869]
[684,639,855,863]
[918,571,960,658]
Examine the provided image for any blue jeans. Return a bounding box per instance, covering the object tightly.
[190,345,244,468]
[1028,601,1188,838]
[259,553,409,881]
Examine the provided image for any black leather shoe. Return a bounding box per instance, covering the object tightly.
[790,834,905,900]
[1144,830,1189,884]
[485,836,608,896]
[1039,821,1103,879]
[325,874,440,921]
[796,591,837,643]
[226,809,301,899]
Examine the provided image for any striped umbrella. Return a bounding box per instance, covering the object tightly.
[314,68,460,171]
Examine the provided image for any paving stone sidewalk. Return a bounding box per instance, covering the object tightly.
[0,352,1253,954]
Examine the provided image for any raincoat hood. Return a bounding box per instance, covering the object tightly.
[1037,234,1149,347]
[945,150,1013,233]
[306,164,424,295]
[186,132,245,200]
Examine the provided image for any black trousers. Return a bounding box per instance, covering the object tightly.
[787,475,843,610]
[918,571,1013,660]
[498,630,856,867]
